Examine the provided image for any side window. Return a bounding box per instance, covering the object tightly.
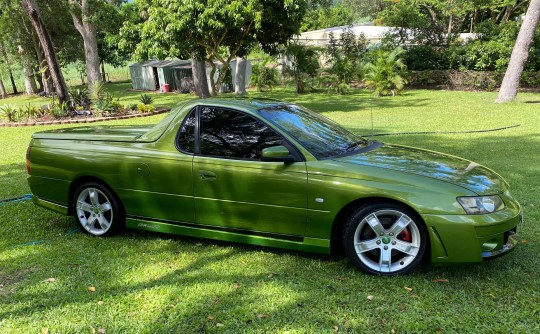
[177,108,196,153]
[200,107,282,160]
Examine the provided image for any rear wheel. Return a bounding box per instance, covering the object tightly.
[73,182,124,236]
[343,203,427,275]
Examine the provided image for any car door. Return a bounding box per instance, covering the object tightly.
[192,106,308,237]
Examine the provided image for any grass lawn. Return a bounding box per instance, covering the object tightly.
[1,85,539,333]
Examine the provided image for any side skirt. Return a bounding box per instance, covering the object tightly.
[126,216,330,254]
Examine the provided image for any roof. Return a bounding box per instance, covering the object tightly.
[296,25,394,46]
[129,59,191,68]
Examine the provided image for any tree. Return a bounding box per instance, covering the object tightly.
[121,0,306,98]
[363,47,408,97]
[496,0,540,103]
[0,78,7,98]
[68,0,102,90]
[21,0,68,103]
[282,42,320,94]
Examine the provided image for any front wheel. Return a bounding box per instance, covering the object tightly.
[343,203,427,275]
[73,182,124,236]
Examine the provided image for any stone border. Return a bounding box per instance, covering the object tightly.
[0,107,170,127]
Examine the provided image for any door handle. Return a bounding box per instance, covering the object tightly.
[198,170,217,181]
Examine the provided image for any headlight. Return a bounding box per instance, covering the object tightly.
[457,195,505,214]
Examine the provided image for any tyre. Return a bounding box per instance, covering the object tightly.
[343,203,427,275]
[73,182,124,236]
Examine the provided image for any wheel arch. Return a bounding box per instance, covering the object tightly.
[68,176,122,215]
[330,196,430,259]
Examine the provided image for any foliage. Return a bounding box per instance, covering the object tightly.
[251,57,278,92]
[0,104,19,122]
[403,45,450,71]
[281,42,321,94]
[69,87,91,109]
[325,25,368,87]
[363,47,408,97]
[301,1,356,32]
[137,103,155,113]
[89,82,117,114]
[49,101,71,118]
[19,103,40,120]
[120,0,306,95]
[139,94,153,105]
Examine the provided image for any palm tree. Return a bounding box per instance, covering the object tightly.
[363,47,407,97]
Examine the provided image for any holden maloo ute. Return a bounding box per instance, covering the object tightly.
[26,99,522,275]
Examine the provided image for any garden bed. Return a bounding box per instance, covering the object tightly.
[0,107,170,127]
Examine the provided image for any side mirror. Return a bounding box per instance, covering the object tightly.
[261,145,295,162]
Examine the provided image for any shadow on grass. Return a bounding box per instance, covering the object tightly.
[0,163,30,199]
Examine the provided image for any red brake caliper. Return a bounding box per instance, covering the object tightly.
[398,228,412,242]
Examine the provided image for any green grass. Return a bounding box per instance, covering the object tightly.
[1,85,539,333]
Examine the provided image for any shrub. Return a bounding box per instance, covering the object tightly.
[19,104,39,120]
[137,103,155,113]
[111,100,125,114]
[281,43,321,94]
[0,104,20,122]
[139,94,153,105]
[127,103,138,111]
[69,87,91,109]
[49,102,70,118]
[363,47,408,97]
[325,26,367,87]
[319,74,349,95]
[251,57,278,92]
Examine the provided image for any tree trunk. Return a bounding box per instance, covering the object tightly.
[496,0,540,103]
[8,70,18,95]
[235,56,247,96]
[0,79,7,99]
[191,54,210,98]
[39,49,54,95]
[101,60,107,82]
[70,0,101,91]
[208,62,218,96]
[33,33,53,95]
[21,0,69,104]
[0,43,18,94]
[22,60,38,94]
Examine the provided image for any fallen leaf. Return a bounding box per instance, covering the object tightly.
[41,328,49,334]
[367,295,374,301]
[432,279,449,283]
[98,329,106,334]
[233,283,240,290]
[268,272,274,279]
[44,278,56,283]
[196,243,203,246]
[207,315,215,321]
[335,276,347,281]
[333,325,339,332]
[257,314,268,319]
[216,323,224,327]
[97,300,104,305]
[88,286,97,292]
[404,287,413,292]
[522,240,528,244]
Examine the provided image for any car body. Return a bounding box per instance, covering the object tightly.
[26,99,522,275]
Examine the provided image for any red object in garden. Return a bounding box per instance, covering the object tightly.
[162,84,170,93]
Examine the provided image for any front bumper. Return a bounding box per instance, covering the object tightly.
[423,203,522,265]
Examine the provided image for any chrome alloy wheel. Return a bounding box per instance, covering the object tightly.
[353,209,421,274]
[75,187,114,236]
